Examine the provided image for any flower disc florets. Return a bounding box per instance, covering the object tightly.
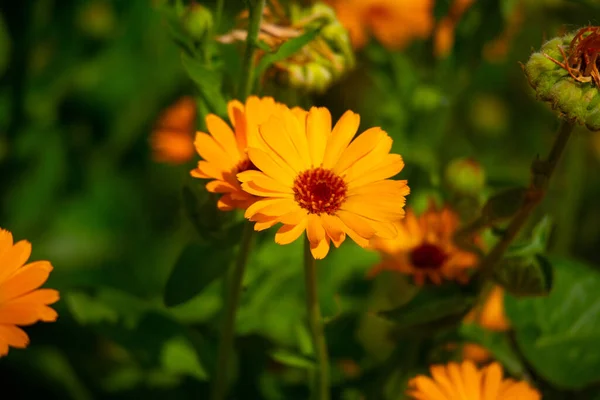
[524,27,600,131]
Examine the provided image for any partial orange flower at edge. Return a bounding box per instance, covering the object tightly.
[151,96,196,164]
[407,360,541,400]
[369,203,478,285]
[0,228,59,357]
[238,105,410,259]
[190,96,288,211]
[327,0,435,50]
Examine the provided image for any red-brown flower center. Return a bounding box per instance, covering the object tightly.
[293,168,348,215]
[410,243,448,270]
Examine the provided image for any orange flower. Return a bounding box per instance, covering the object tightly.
[239,105,409,259]
[407,361,541,400]
[328,0,434,50]
[433,0,476,58]
[0,228,59,357]
[190,96,285,211]
[151,96,197,164]
[369,203,478,285]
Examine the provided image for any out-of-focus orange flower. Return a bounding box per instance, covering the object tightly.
[327,0,434,50]
[369,203,478,285]
[433,0,476,58]
[150,97,196,164]
[239,105,409,259]
[462,286,510,363]
[407,361,541,400]
[0,228,59,357]
[483,5,524,63]
[190,96,286,211]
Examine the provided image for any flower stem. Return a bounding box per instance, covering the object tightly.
[214,0,225,33]
[478,119,575,282]
[239,0,267,99]
[303,236,330,400]
[211,223,255,400]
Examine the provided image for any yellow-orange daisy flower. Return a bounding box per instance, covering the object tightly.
[151,96,197,164]
[327,0,434,50]
[368,203,478,285]
[190,96,285,211]
[0,228,59,357]
[238,105,409,259]
[407,361,541,400]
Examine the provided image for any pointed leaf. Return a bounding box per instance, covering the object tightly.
[493,254,553,297]
[181,53,227,116]
[255,28,322,76]
[270,348,316,370]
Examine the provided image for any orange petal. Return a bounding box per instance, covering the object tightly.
[245,198,298,219]
[306,107,331,167]
[206,114,241,162]
[306,214,326,244]
[346,154,405,188]
[310,237,330,259]
[334,127,387,175]
[322,110,360,169]
[247,148,296,187]
[321,214,346,244]
[0,261,53,303]
[0,324,29,350]
[275,220,307,245]
[0,240,32,284]
[194,132,236,171]
[336,211,377,240]
[259,114,305,173]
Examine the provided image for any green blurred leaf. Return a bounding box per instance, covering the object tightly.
[181,53,227,115]
[163,241,236,307]
[505,257,600,389]
[377,285,475,332]
[481,187,527,222]
[459,323,524,376]
[66,291,120,325]
[269,348,316,370]
[506,216,553,257]
[493,254,553,297]
[255,28,322,76]
[161,336,209,380]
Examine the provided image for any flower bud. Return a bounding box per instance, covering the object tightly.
[523,28,600,131]
[444,158,486,196]
[183,4,213,41]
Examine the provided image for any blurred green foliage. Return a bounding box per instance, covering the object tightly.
[2,0,600,399]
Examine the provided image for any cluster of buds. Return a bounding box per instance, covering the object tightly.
[524,27,600,131]
[218,1,354,93]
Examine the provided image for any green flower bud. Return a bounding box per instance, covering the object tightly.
[287,62,333,93]
[444,158,486,196]
[524,29,600,131]
[183,4,213,41]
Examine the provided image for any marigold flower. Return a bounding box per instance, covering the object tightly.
[238,106,409,259]
[191,96,287,211]
[150,96,196,164]
[368,203,478,285]
[327,0,434,50]
[0,228,59,357]
[407,361,541,400]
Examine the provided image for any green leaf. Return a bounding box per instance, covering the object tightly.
[181,53,227,116]
[377,285,476,333]
[493,254,553,297]
[65,291,120,325]
[505,257,600,389]
[506,216,553,258]
[161,336,209,380]
[481,187,527,222]
[163,241,237,307]
[255,28,322,76]
[459,323,524,376]
[269,349,316,370]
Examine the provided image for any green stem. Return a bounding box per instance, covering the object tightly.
[211,223,255,400]
[478,119,575,282]
[239,0,267,99]
[214,0,225,33]
[304,236,330,400]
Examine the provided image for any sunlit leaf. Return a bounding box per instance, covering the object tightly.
[161,336,209,380]
[255,28,322,76]
[269,348,316,370]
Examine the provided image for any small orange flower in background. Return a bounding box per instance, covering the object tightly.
[239,105,409,259]
[150,96,197,164]
[407,361,541,400]
[462,286,510,363]
[0,228,59,357]
[327,0,434,50]
[433,0,476,59]
[191,96,287,211]
[368,203,478,285]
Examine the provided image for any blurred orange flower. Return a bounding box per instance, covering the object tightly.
[407,361,541,400]
[433,0,476,58]
[327,0,434,50]
[0,228,59,357]
[190,96,285,211]
[369,203,478,285]
[239,105,409,259]
[150,96,196,164]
